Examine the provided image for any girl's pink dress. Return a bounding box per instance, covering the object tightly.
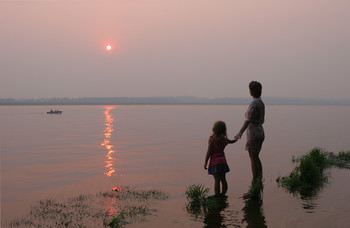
[208,136,230,175]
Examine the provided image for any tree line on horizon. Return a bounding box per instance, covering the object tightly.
[0,96,349,106]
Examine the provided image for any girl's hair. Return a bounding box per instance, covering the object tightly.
[249,81,262,98]
[212,121,227,140]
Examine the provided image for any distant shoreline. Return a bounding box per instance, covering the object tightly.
[1,96,349,106]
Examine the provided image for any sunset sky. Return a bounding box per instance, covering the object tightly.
[1,0,349,99]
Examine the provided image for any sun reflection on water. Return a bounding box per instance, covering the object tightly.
[101,106,117,177]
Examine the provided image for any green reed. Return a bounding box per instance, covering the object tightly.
[185,184,224,218]
[277,147,350,197]
[7,187,168,228]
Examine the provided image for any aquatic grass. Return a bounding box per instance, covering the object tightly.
[277,148,329,196]
[185,184,209,217]
[277,148,350,197]
[113,187,169,201]
[327,150,350,169]
[185,184,226,218]
[108,205,154,228]
[338,151,350,160]
[247,178,264,199]
[107,213,126,228]
[99,187,169,202]
[185,184,210,205]
[6,187,168,228]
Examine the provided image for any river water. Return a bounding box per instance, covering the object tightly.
[1,105,350,227]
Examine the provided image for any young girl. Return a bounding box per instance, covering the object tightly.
[204,121,237,196]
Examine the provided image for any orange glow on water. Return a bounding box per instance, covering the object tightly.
[112,187,121,192]
[101,106,117,176]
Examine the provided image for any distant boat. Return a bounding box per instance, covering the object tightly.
[47,109,63,114]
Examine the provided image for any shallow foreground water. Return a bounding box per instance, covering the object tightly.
[1,105,350,227]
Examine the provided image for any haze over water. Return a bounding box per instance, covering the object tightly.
[2,1,350,226]
[1,0,350,100]
[1,105,350,227]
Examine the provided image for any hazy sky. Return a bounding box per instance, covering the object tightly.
[1,0,349,99]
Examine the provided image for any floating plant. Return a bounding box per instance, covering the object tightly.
[6,187,168,228]
[277,147,350,197]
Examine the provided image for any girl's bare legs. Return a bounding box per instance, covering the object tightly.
[220,173,228,195]
[214,173,228,195]
[213,174,221,195]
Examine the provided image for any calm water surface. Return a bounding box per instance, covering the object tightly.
[1,105,350,227]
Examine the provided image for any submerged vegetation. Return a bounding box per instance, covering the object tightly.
[277,148,350,197]
[106,205,153,228]
[7,187,168,228]
[185,184,209,217]
[245,177,264,199]
[185,184,227,218]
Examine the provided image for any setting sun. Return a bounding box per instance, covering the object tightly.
[106,45,112,51]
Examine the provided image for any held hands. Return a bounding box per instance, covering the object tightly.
[228,138,238,144]
[234,133,242,141]
[205,132,242,170]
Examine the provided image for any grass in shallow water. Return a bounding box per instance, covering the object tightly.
[185,184,227,218]
[247,177,264,199]
[276,147,350,197]
[6,187,168,228]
